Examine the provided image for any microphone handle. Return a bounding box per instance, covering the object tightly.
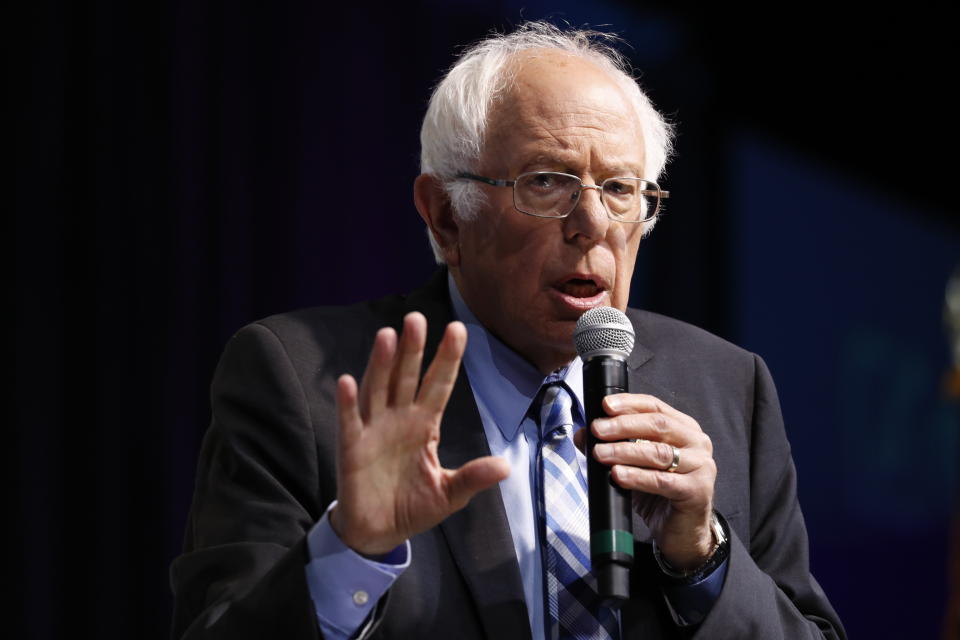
[583,356,634,604]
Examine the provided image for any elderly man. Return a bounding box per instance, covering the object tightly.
[171,23,845,640]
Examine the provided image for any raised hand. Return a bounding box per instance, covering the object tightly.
[329,312,511,555]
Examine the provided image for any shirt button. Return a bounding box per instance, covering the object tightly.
[352,590,369,606]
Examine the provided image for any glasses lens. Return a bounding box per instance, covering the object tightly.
[602,178,659,222]
[514,173,581,217]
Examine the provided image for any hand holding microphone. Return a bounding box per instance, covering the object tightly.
[576,307,720,600]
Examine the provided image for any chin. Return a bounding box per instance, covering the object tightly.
[523,320,579,373]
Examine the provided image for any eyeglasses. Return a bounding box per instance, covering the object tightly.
[456,171,669,223]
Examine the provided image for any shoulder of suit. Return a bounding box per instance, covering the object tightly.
[625,307,756,368]
[240,270,450,346]
[219,293,411,359]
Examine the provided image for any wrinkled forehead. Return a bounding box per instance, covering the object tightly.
[497,49,638,116]
[482,50,645,172]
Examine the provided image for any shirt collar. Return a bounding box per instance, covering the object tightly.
[447,272,584,441]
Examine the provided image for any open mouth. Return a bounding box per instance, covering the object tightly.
[557,277,604,298]
[550,274,610,310]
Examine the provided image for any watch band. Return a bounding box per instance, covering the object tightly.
[652,511,730,585]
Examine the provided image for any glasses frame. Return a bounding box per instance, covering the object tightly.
[456,171,669,223]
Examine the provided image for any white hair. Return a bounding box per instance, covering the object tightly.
[419,21,675,263]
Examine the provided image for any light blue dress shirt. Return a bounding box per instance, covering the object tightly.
[303,275,727,638]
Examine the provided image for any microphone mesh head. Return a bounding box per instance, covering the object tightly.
[574,306,635,360]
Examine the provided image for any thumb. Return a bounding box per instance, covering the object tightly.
[445,456,510,510]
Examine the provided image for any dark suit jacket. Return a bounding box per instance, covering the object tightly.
[171,270,845,639]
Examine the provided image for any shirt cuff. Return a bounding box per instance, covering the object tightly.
[304,501,411,639]
[660,556,728,627]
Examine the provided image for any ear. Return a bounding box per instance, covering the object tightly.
[414,173,461,266]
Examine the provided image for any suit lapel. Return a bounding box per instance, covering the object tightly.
[437,374,532,639]
[406,271,532,640]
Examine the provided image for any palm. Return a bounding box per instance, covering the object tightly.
[331,313,509,555]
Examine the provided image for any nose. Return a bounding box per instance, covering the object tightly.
[563,183,610,247]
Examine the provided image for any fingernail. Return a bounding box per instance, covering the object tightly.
[594,443,612,459]
[605,397,621,412]
[593,419,610,436]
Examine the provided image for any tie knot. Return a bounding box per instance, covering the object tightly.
[540,383,574,439]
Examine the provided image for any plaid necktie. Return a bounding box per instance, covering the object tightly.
[539,382,618,640]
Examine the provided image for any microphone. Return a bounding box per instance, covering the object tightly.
[574,306,635,603]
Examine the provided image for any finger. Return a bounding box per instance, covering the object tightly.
[594,440,697,474]
[444,456,511,510]
[336,374,363,443]
[610,464,702,503]
[417,321,467,412]
[389,312,427,406]
[592,411,696,447]
[603,393,692,424]
[358,327,398,421]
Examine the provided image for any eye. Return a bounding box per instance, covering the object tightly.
[528,173,558,190]
[603,179,636,197]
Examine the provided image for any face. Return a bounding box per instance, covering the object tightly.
[448,51,648,374]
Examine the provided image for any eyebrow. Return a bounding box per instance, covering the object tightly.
[520,157,645,178]
[517,162,644,179]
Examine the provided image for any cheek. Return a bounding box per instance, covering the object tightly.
[465,203,524,256]
[610,221,643,253]
[472,209,549,271]
[459,209,544,309]
[610,226,643,307]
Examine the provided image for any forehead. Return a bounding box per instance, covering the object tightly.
[482,51,646,175]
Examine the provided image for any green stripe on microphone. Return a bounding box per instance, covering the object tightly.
[591,529,634,556]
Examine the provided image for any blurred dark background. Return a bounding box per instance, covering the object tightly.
[13,1,959,638]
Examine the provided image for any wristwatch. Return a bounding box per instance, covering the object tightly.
[652,511,730,585]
